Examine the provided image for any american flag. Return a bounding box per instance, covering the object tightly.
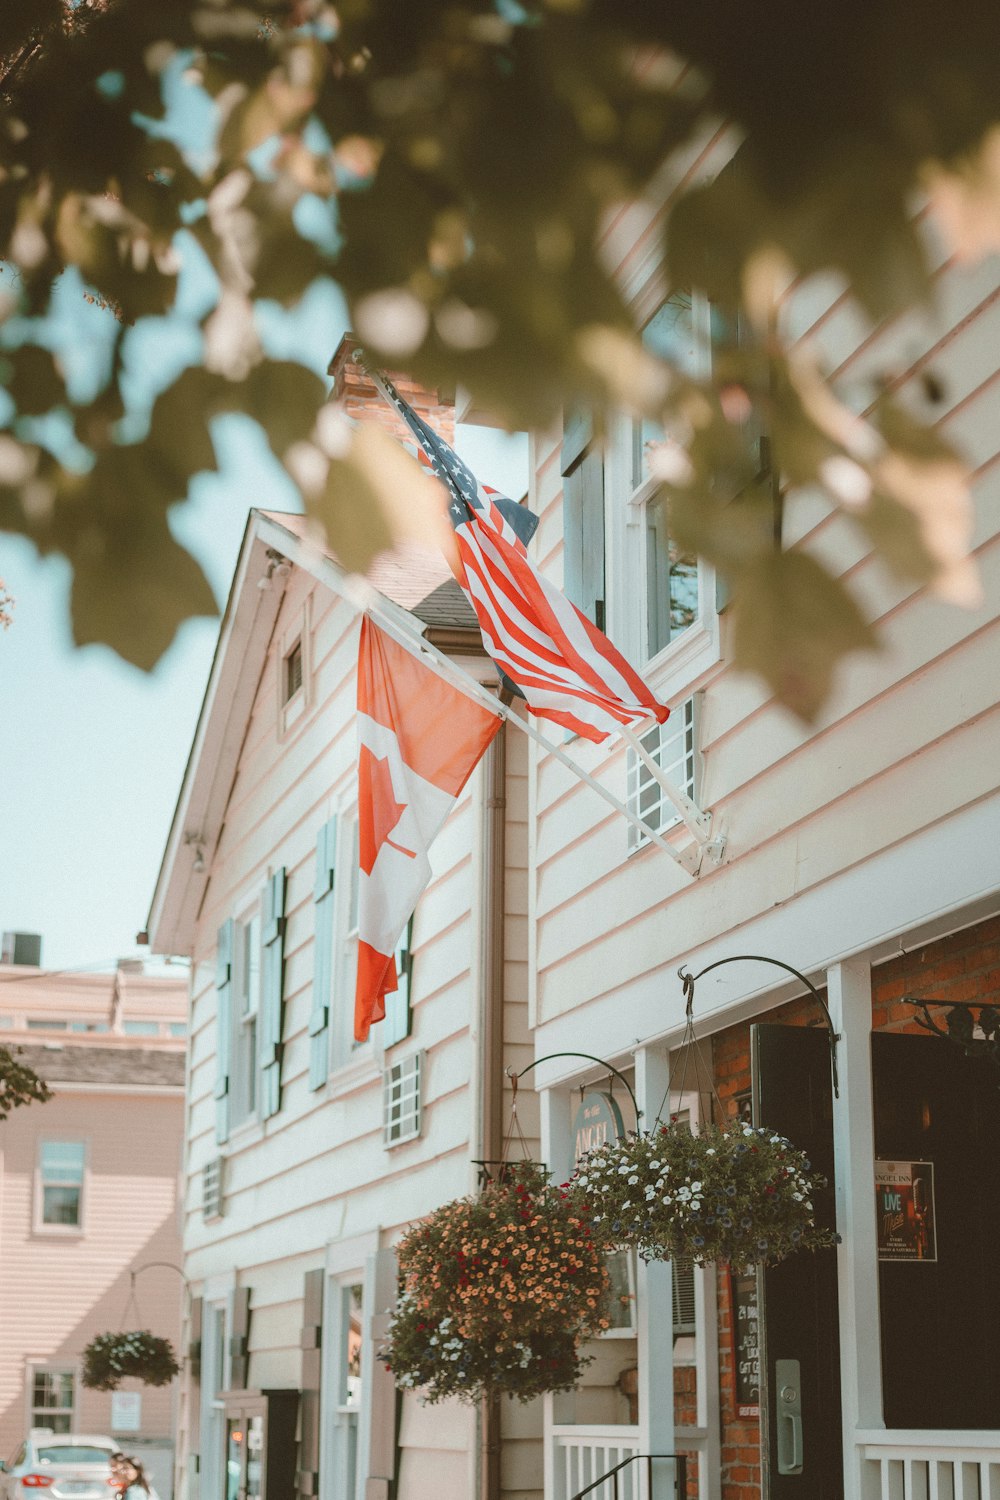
[374,373,670,744]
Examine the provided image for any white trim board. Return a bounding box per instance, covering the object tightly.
[530,787,1000,1080]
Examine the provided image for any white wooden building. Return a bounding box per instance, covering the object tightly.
[521,127,1000,1500]
[146,356,542,1500]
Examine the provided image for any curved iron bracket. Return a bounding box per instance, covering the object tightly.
[508,1052,641,1128]
[676,953,840,1098]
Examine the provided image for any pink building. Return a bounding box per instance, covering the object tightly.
[0,942,187,1497]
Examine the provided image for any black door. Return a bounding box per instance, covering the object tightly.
[752,1024,842,1500]
[872,1031,1000,1428]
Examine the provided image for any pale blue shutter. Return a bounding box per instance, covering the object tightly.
[214,919,234,1144]
[309,817,337,1090]
[259,868,287,1119]
[382,918,413,1048]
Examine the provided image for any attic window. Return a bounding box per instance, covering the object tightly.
[284,641,303,703]
[277,594,313,739]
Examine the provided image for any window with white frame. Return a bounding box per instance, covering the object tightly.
[36,1140,86,1230]
[29,1367,75,1433]
[230,910,261,1127]
[631,291,714,662]
[383,1052,422,1146]
[277,595,312,738]
[626,695,701,850]
[200,1303,229,1497]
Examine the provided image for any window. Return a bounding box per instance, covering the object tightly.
[277,595,312,738]
[169,1022,187,1037]
[203,1157,224,1221]
[231,912,261,1127]
[27,1019,67,1031]
[284,641,303,703]
[30,1368,75,1433]
[383,1052,422,1146]
[626,696,701,851]
[37,1141,85,1229]
[69,1021,108,1034]
[123,1019,159,1037]
[200,1303,229,1498]
[632,292,712,662]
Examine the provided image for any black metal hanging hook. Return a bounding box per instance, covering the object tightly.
[507,1053,641,1128]
[676,953,840,1097]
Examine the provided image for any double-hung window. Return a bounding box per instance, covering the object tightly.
[334,819,361,1069]
[29,1367,75,1432]
[37,1141,86,1230]
[231,911,261,1127]
[631,290,714,665]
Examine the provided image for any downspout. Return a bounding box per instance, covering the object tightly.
[480,722,507,1500]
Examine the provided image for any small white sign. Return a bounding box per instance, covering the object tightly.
[111,1391,142,1432]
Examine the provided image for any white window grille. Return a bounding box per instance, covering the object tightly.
[29,1367,76,1433]
[383,1053,422,1146]
[626,696,701,851]
[203,1157,224,1221]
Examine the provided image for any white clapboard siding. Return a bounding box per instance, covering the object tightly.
[528,118,1000,1057]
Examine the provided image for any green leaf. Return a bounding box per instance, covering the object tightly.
[730,551,878,722]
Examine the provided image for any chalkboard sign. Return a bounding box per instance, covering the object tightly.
[730,1271,760,1418]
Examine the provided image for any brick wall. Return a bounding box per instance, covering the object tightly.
[328,332,455,444]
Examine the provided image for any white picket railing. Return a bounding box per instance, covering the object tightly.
[859,1432,1000,1500]
[551,1426,643,1500]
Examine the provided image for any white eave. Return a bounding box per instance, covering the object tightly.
[145,510,438,959]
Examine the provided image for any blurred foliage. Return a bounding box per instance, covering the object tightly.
[0,1044,52,1120]
[0,0,998,714]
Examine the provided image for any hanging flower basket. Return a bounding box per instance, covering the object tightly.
[567,1121,839,1268]
[380,1161,611,1403]
[82,1330,180,1391]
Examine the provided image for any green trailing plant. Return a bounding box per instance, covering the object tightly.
[380,1161,611,1404]
[81,1330,180,1391]
[567,1121,839,1268]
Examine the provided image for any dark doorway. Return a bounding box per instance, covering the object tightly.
[872,1031,1000,1428]
[753,1023,843,1500]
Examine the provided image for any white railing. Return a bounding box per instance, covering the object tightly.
[858,1432,1000,1500]
[551,1426,643,1500]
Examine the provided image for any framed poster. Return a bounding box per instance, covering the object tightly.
[730,1270,760,1418]
[875,1160,937,1262]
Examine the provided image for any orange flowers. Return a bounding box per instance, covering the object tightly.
[380,1162,611,1404]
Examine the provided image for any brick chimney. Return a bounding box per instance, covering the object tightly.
[328,334,455,447]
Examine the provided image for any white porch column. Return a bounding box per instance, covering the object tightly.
[635,1046,676,1500]
[827,959,884,1500]
[541,1084,575,1500]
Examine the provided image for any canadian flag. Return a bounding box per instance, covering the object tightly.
[355,617,502,1042]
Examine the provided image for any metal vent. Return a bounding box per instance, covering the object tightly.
[383,1052,422,1147]
[203,1156,224,1221]
[626,695,700,850]
[672,1257,696,1334]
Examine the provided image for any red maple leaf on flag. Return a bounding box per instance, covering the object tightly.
[359,743,416,875]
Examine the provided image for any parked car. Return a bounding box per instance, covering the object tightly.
[0,1432,118,1499]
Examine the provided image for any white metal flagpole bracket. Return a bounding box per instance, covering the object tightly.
[620,723,726,871]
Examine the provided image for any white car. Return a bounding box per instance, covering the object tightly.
[0,1432,118,1500]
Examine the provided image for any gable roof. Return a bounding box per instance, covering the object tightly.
[145,509,484,958]
[14,1044,185,1089]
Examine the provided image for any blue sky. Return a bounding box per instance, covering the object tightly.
[0,370,527,974]
[0,56,528,973]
